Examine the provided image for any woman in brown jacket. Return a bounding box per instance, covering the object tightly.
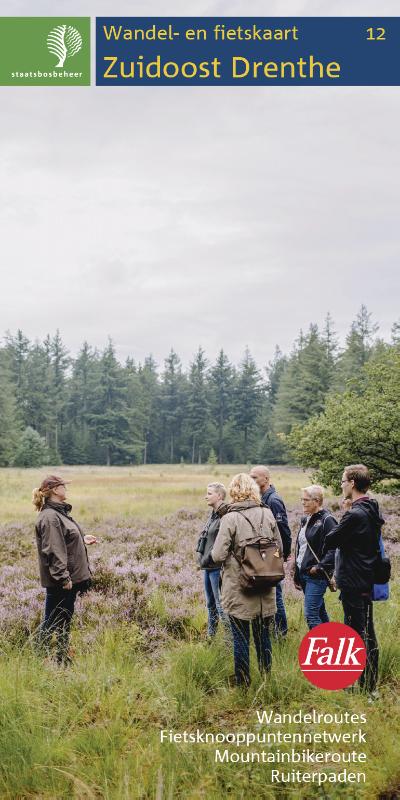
[211,473,282,686]
[33,475,96,664]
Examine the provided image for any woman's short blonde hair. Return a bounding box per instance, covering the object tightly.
[301,485,324,505]
[229,473,261,505]
[207,482,226,499]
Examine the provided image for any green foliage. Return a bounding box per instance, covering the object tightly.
[332,305,379,391]
[257,346,288,463]
[5,330,69,461]
[186,347,212,464]
[61,341,100,464]
[0,467,399,797]
[392,319,400,345]
[273,324,335,434]
[0,306,396,468]
[0,593,399,798]
[89,340,132,466]
[13,426,50,468]
[207,447,218,464]
[209,349,235,463]
[289,347,400,491]
[233,348,264,463]
[4,329,30,425]
[138,355,162,464]
[0,352,20,466]
[160,349,187,463]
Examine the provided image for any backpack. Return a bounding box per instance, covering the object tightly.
[233,509,284,593]
[372,534,391,601]
[356,505,391,588]
[373,533,391,585]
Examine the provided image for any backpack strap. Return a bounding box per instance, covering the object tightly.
[321,512,335,529]
[304,511,334,549]
[235,510,257,534]
[304,515,335,588]
[231,509,267,566]
[236,508,266,536]
[304,535,335,587]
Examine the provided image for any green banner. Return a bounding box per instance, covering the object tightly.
[0,17,90,85]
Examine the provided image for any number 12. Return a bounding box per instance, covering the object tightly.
[367,27,386,41]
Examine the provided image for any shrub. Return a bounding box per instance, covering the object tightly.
[13,427,51,468]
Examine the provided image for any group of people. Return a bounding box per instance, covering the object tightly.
[197,464,385,693]
[32,463,386,696]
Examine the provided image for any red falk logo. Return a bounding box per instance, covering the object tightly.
[298,622,366,690]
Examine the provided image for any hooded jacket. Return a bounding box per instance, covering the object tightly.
[323,497,383,593]
[211,501,282,620]
[293,509,337,584]
[35,501,91,588]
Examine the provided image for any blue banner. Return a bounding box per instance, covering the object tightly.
[96,17,400,86]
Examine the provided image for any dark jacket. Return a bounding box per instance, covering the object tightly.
[323,498,383,593]
[262,485,292,560]
[35,501,91,588]
[293,509,337,584]
[197,509,224,570]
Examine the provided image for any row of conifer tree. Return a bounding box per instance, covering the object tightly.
[0,305,398,467]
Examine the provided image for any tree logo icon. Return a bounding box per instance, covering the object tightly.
[47,25,83,68]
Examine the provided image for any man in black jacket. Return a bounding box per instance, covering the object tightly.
[250,466,292,637]
[323,464,382,694]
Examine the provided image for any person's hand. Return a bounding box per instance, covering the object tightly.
[63,579,73,590]
[309,566,319,576]
[84,535,98,545]
[341,498,352,512]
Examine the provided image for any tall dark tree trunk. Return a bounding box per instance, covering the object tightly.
[192,434,195,464]
[218,412,223,463]
[143,436,147,465]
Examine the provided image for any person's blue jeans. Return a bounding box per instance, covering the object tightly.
[203,569,230,638]
[274,580,288,637]
[229,615,273,686]
[299,572,329,630]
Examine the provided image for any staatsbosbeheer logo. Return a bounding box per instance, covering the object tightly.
[298,622,366,690]
[47,25,83,68]
[0,17,90,86]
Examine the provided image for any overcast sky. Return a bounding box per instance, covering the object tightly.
[1,0,399,369]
